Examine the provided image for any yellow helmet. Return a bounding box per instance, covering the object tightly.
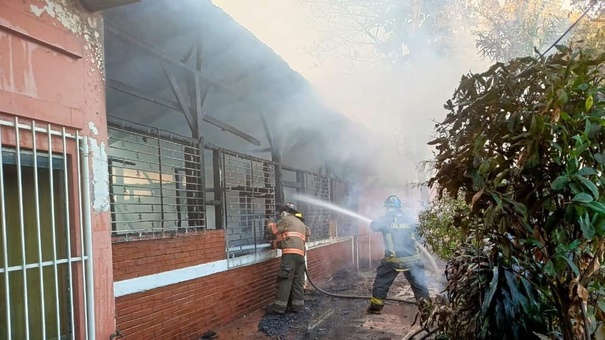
[294,212,305,222]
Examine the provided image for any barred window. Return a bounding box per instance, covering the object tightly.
[302,173,332,240]
[108,122,204,240]
[222,150,275,257]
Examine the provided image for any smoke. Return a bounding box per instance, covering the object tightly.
[306,31,491,183]
[202,1,490,217]
[265,7,491,216]
[106,0,530,219]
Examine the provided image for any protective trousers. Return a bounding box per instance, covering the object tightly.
[371,260,430,305]
[271,253,306,313]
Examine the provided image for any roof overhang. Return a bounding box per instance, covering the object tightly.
[80,0,140,12]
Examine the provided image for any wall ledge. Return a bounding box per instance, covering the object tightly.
[114,236,354,297]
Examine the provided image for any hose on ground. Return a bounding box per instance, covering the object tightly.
[403,327,424,340]
[418,328,438,339]
[303,268,417,305]
[303,267,440,338]
[402,327,439,340]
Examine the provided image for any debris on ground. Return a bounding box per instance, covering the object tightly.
[256,267,444,339]
[257,293,323,338]
[199,330,218,339]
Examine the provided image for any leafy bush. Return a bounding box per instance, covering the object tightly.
[427,242,553,339]
[427,46,605,339]
[417,195,471,260]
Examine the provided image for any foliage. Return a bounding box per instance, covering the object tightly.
[301,0,466,64]
[427,47,605,339]
[570,0,605,51]
[469,0,567,62]
[417,194,472,260]
[425,242,553,339]
[301,0,571,64]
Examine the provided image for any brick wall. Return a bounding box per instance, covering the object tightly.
[307,240,354,281]
[115,258,281,339]
[112,230,225,281]
[113,239,353,339]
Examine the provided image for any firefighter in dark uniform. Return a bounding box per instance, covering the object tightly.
[265,202,311,315]
[367,195,430,314]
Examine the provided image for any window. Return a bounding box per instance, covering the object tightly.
[222,150,275,257]
[0,119,92,339]
[108,122,205,240]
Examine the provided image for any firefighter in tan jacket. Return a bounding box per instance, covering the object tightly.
[265,202,311,315]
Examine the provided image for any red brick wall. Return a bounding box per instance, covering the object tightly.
[115,258,281,339]
[112,230,225,281]
[307,240,354,281]
[114,240,353,339]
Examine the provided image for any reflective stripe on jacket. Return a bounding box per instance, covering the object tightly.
[370,209,419,260]
[266,214,311,256]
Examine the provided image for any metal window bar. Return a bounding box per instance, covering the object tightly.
[15,118,31,339]
[0,118,94,339]
[220,148,275,257]
[107,117,205,241]
[30,121,45,338]
[76,130,90,338]
[330,180,356,237]
[303,172,332,241]
[0,118,11,340]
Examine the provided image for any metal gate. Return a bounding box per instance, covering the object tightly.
[0,117,95,340]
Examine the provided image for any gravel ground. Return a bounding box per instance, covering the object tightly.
[258,292,324,338]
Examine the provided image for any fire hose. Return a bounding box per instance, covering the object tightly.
[302,239,440,305]
[301,239,441,339]
[302,266,417,305]
[303,266,439,340]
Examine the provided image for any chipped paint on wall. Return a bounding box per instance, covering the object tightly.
[0,32,40,97]
[29,0,104,72]
[89,137,110,213]
[88,121,99,135]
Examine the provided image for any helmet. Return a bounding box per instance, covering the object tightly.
[294,212,305,222]
[279,202,298,213]
[384,195,403,208]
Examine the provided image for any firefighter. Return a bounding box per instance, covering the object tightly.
[367,195,430,315]
[265,202,311,315]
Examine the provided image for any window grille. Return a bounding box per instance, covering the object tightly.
[302,173,332,240]
[0,117,94,339]
[107,118,205,241]
[221,149,275,257]
[331,180,357,237]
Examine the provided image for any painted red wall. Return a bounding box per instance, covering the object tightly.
[0,0,114,338]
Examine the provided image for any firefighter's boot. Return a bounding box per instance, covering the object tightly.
[366,303,383,315]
